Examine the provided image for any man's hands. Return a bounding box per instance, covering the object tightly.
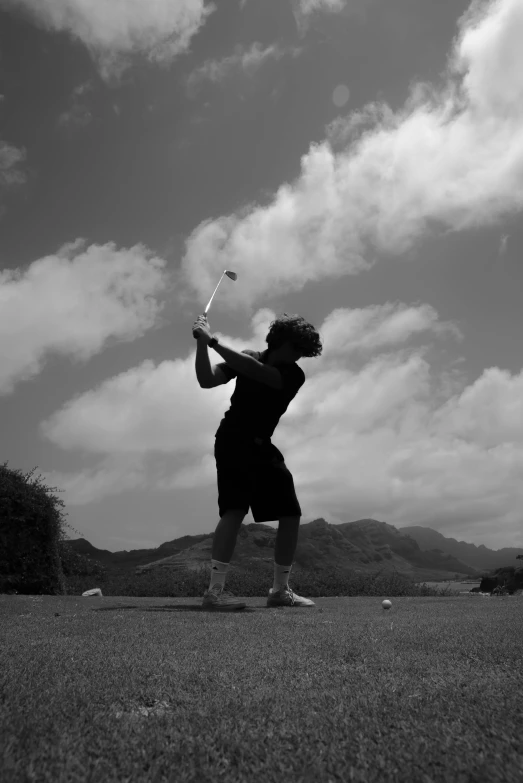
[192,314,213,345]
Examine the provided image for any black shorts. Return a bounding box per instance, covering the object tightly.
[214,430,302,523]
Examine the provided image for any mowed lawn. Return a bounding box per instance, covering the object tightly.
[1,594,522,783]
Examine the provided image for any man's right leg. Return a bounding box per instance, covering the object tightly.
[203,509,247,610]
[211,508,247,563]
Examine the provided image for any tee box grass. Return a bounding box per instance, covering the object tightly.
[1,588,522,783]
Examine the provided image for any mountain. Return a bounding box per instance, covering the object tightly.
[62,533,214,569]
[62,518,502,583]
[399,526,522,572]
[291,518,482,580]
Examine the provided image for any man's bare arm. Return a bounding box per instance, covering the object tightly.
[211,341,283,390]
[195,340,214,387]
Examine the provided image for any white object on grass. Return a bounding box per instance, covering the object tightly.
[382,600,392,610]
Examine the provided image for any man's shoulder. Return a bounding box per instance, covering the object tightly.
[283,361,305,380]
[277,361,305,392]
[294,364,306,389]
[241,350,305,384]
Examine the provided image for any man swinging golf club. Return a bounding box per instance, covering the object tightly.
[192,270,323,610]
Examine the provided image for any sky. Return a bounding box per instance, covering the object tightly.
[1,0,522,553]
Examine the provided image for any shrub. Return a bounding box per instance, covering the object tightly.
[0,462,84,595]
[62,560,460,599]
[58,540,107,580]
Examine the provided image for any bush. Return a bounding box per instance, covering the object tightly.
[0,462,84,595]
[61,560,460,599]
[57,540,107,580]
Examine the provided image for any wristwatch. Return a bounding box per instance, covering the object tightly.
[208,335,219,349]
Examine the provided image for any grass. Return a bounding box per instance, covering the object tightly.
[1,568,522,783]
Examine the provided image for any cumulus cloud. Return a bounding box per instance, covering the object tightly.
[36,303,523,547]
[0,240,169,395]
[289,0,364,35]
[0,0,214,79]
[434,368,523,448]
[180,0,523,315]
[40,355,221,456]
[295,0,347,13]
[57,80,94,128]
[35,302,459,459]
[320,303,461,356]
[498,233,509,256]
[41,455,150,506]
[186,42,286,95]
[0,139,27,212]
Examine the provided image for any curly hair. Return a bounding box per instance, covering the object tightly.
[265,313,323,358]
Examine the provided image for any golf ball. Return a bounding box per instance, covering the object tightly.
[382,600,392,610]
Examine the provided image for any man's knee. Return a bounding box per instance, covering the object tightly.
[224,508,247,524]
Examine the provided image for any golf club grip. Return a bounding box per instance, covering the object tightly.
[193,310,208,339]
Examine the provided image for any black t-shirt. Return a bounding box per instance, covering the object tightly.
[215,349,305,440]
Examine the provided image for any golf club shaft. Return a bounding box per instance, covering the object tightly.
[204,272,226,316]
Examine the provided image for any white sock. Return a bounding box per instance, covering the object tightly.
[209,559,229,590]
[273,562,292,592]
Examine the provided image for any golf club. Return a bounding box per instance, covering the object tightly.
[203,270,237,316]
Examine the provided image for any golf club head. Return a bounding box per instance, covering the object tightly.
[203,270,238,316]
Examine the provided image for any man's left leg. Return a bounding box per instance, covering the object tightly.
[268,515,315,607]
[274,514,300,567]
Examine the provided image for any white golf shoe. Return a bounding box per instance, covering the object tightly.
[267,585,315,607]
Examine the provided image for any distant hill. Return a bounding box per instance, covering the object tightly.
[291,518,482,581]
[62,518,516,583]
[62,535,209,570]
[399,525,522,572]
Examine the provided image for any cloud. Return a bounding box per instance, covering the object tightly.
[498,233,509,256]
[289,0,362,36]
[0,139,27,218]
[179,0,523,315]
[0,240,170,396]
[36,304,523,548]
[295,0,347,13]
[38,302,453,459]
[320,303,461,356]
[0,138,27,189]
[186,42,286,95]
[40,355,221,456]
[38,455,150,506]
[57,80,94,128]
[0,0,214,80]
[434,367,523,448]
[39,303,447,458]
